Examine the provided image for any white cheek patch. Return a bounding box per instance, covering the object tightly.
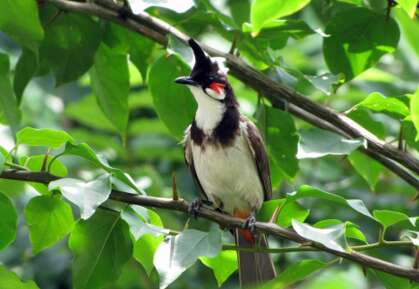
[205,87,226,100]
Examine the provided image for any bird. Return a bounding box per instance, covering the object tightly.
[175,39,276,287]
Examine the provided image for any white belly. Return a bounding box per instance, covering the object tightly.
[191,131,264,215]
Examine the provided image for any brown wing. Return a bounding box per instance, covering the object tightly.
[243,118,272,201]
[183,127,210,202]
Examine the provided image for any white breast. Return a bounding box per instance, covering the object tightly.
[190,122,264,215]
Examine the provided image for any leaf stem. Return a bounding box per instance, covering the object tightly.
[4,161,27,171]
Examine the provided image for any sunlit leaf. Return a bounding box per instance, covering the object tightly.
[0,266,40,289]
[314,219,367,243]
[154,228,222,289]
[0,192,17,251]
[373,209,413,229]
[49,175,112,220]
[69,209,132,289]
[397,0,418,18]
[292,220,346,252]
[356,92,409,117]
[24,195,74,254]
[250,0,311,34]
[289,185,374,219]
[200,250,238,287]
[16,127,74,148]
[323,7,399,81]
[394,8,419,57]
[297,128,364,159]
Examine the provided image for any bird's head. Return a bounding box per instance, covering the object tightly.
[175,39,234,104]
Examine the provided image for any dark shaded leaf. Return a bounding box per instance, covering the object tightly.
[69,209,132,289]
[0,192,17,251]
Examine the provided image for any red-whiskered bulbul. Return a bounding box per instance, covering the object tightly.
[175,39,276,287]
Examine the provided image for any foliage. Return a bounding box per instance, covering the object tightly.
[0,0,418,289]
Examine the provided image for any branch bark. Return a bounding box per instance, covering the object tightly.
[43,0,419,189]
[1,169,418,282]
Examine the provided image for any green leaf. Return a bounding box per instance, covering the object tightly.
[200,250,238,287]
[16,127,74,148]
[121,207,168,240]
[410,87,419,141]
[256,259,326,289]
[69,209,132,289]
[348,150,383,190]
[292,220,346,252]
[250,0,311,34]
[13,49,37,103]
[0,0,44,52]
[314,219,367,243]
[0,53,21,132]
[397,0,419,17]
[40,12,101,85]
[48,175,112,219]
[257,105,299,178]
[131,207,165,275]
[297,128,364,159]
[289,185,374,219]
[154,228,222,289]
[90,43,129,133]
[134,234,164,276]
[374,270,411,289]
[394,8,419,57]
[257,198,309,227]
[24,195,74,254]
[148,54,196,139]
[373,209,413,229]
[0,266,40,289]
[356,92,409,117]
[323,7,399,81]
[0,192,17,251]
[62,142,142,194]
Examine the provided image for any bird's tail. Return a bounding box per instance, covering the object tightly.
[235,229,277,288]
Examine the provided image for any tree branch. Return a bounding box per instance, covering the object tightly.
[44,0,419,189]
[1,169,418,281]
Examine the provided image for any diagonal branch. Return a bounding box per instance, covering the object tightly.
[1,169,418,281]
[45,0,419,189]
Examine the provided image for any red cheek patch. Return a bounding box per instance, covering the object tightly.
[208,82,225,94]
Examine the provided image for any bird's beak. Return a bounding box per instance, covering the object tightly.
[174,76,197,86]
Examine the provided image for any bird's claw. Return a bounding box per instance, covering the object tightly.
[188,199,203,219]
[242,215,257,234]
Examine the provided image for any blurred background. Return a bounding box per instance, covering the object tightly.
[0,0,418,288]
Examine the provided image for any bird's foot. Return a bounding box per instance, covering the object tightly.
[242,214,257,234]
[188,199,203,219]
